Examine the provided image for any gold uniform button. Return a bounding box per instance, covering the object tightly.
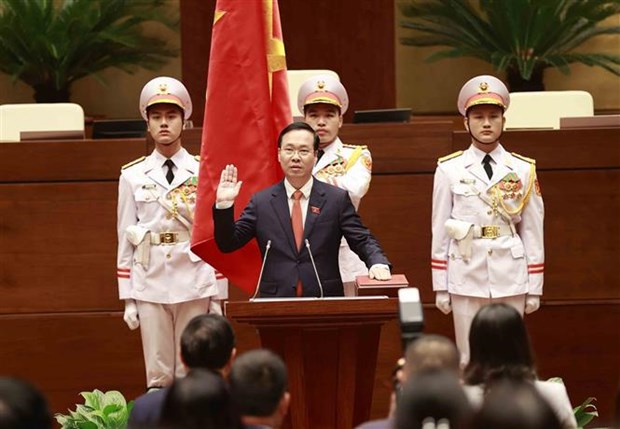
[488,249,493,255]
[166,254,171,259]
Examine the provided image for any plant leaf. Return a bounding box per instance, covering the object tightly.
[397,0,620,81]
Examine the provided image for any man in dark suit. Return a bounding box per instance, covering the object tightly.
[229,349,290,429]
[128,314,236,426]
[213,121,391,297]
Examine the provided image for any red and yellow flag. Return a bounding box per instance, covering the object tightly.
[191,0,292,295]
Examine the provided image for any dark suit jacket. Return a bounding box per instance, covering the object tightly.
[127,387,168,427]
[214,180,390,297]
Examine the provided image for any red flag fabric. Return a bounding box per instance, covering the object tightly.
[191,0,292,296]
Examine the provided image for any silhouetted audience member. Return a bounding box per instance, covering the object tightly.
[159,368,241,429]
[472,378,562,429]
[129,313,236,425]
[229,349,290,429]
[405,334,460,377]
[0,377,51,429]
[394,369,472,429]
[356,334,460,429]
[463,303,577,428]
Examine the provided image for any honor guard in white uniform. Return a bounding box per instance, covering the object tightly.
[431,75,545,365]
[298,74,373,284]
[117,76,228,388]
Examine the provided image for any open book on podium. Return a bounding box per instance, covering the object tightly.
[225,277,410,429]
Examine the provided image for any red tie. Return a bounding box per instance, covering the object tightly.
[291,190,304,296]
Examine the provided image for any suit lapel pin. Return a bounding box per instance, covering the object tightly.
[310,206,321,215]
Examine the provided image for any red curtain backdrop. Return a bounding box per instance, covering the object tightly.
[191,0,292,295]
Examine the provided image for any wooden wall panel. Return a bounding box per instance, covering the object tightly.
[180,0,396,126]
[360,175,434,302]
[454,128,620,169]
[542,170,620,300]
[0,183,119,312]
[0,314,144,415]
[0,139,145,183]
[1,125,618,424]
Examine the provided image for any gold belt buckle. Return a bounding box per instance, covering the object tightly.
[160,232,176,244]
[481,225,500,239]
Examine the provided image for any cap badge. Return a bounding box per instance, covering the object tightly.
[157,83,169,95]
[316,80,326,91]
[479,82,489,92]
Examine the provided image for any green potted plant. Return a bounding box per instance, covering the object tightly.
[547,377,599,428]
[0,0,178,102]
[55,389,134,429]
[398,0,620,91]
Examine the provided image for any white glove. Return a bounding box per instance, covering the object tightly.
[209,299,223,315]
[435,291,452,315]
[524,295,541,314]
[123,299,140,330]
[368,264,391,280]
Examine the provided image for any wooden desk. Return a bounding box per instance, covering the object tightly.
[0,123,618,423]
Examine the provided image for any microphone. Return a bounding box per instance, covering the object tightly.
[250,240,271,301]
[304,239,324,298]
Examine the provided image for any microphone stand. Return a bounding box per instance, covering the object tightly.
[250,240,271,301]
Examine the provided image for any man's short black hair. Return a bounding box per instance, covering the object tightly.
[229,349,288,417]
[277,121,319,151]
[0,377,52,429]
[180,314,235,371]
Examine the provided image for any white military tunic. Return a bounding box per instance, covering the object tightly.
[313,137,372,282]
[431,144,544,298]
[117,147,226,303]
[117,147,227,387]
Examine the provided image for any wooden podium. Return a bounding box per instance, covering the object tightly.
[226,297,399,429]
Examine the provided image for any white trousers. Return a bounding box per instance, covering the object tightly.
[451,294,525,367]
[136,298,211,388]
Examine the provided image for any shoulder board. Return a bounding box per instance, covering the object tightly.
[512,152,536,164]
[121,156,146,170]
[438,150,463,163]
[342,143,368,150]
[194,155,200,161]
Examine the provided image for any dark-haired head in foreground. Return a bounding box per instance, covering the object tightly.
[229,349,290,428]
[159,369,241,429]
[472,378,562,429]
[0,377,51,429]
[464,303,536,386]
[395,369,472,429]
[180,313,236,376]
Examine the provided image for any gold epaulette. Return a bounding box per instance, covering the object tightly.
[121,156,146,170]
[194,155,201,161]
[342,143,368,150]
[438,150,463,163]
[512,152,536,164]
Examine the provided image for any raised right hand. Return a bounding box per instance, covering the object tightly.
[216,164,243,205]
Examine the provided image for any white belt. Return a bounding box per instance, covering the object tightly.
[473,225,513,239]
[150,231,190,245]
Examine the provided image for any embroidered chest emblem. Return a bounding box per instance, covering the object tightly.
[168,176,198,208]
[179,176,198,196]
[320,155,347,177]
[497,172,523,200]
